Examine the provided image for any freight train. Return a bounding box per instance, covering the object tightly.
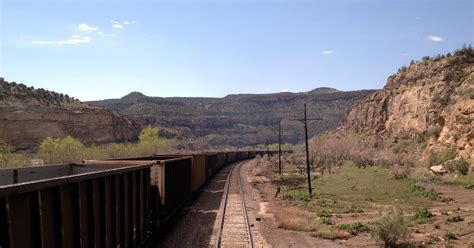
[0,150,287,248]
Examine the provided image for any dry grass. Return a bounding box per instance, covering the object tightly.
[274,206,351,240]
[275,206,320,232]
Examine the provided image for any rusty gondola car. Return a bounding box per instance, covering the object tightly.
[0,150,277,248]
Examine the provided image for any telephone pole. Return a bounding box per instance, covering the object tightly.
[278,120,282,175]
[290,104,322,195]
[266,139,270,157]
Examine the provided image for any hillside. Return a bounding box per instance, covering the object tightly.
[0,78,136,150]
[342,46,474,162]
[89,88,376,148]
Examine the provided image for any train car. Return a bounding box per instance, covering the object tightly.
[225,151,236,163]
[0,162,153,248]
[216,152,226,168]
[97,156,193,222]
[0,150,260,248]
[205,153,218,179]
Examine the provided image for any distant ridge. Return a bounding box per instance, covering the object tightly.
[88,87,376,148]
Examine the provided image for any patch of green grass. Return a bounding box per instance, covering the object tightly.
[282,189,312,203]
[313,166,432,210]
[277,166,433,216]
[405,179,441,200]
[336,222,370,235]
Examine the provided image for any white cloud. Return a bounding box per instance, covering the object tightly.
[78,23,99,32]
[265,88,271,92]
[111,20,137,29]
[427,35,444,42]
[321,50,335,55]
[31,36,91,45]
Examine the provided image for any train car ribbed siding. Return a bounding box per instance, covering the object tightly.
[0,163,153,248]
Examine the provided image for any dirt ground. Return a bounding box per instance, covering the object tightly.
[240,159,474,248]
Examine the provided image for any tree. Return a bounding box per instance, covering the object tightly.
[138,126,169,155]
[0,141,14,167]
[39,136,84,164]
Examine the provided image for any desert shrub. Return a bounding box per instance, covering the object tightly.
[427,125,442,138]
[390,164,411,179]
[337,222,369,235]
[321,217,335,225]
[414,208,433,220]
[310,136,353,174]
[350,151,375,168]
[443,158,470,175]
[371,207,408,247]
[432,93,450,106]
[429,146,457,166]
[444,231,457,240]
[0,141,15,167]
[465,184,474,190]
[446,215,464,223]
[457,88,474,99]
[425,234,441,245]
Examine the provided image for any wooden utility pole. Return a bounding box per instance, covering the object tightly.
[290,104,322,195]
[266,139,270,157]
[278,121,282,175]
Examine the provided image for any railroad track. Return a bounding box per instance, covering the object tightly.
[215,162,254,248]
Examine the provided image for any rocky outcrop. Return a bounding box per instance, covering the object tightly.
[343,51,474,161]
[0,79,136,150]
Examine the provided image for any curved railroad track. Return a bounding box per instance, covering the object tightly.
[215,162,254,248]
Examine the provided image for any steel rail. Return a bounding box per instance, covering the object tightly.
[237,161,254,248]
[215,161,253,248]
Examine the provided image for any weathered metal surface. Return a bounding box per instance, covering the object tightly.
[0,163,152,248]
[205,153,218,179]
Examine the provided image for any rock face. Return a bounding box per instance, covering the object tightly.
[344,50,474,160]
[0,79,136,150]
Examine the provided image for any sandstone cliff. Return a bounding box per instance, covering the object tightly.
[0,79,136,150]
[343,47,474,161]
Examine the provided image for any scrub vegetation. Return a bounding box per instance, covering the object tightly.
[0,126,175,167]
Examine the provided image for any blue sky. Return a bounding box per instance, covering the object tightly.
[1,0,472,101]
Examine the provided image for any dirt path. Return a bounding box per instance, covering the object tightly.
[240,160,346,248]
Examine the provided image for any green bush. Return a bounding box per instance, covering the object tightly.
[443,158,470,175]
[465,184,474,190]
[444,231,457,240]
[337,222,369,235]
[371,207,408,247]
[457,88,474,99]
[0,141,15,167]
[429,146,457,166]
[39,136,85,164]
[414,208,433,220]
[321,217,335,225]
